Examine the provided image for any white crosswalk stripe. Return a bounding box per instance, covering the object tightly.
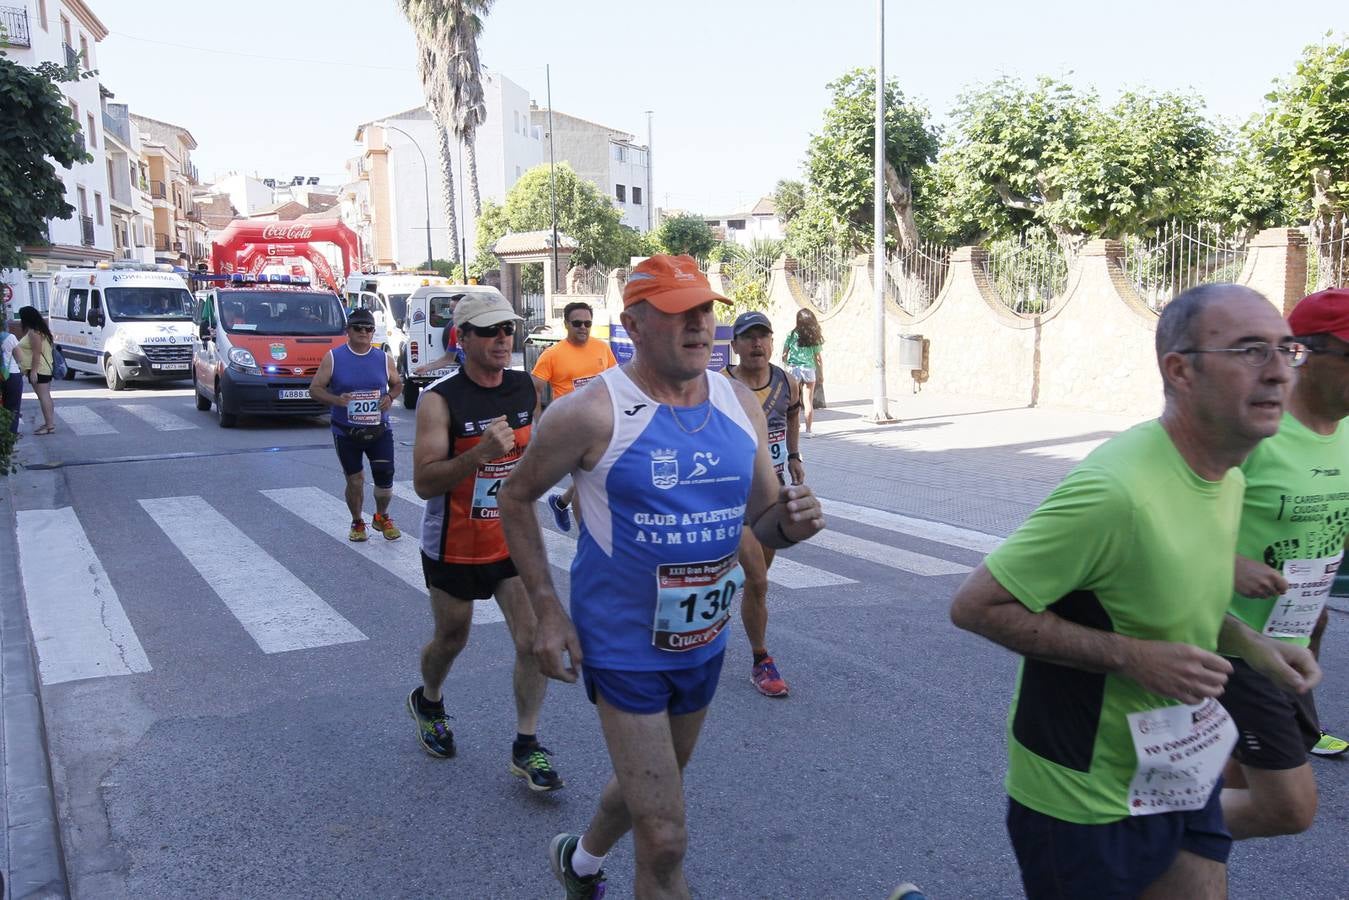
[16,507,152,685]
[117,404,199,431]
[819,498,1003,553]
[1020,439,1107,462]
[807,529,971,577]
[392,482,856,589]
[56,404,117,435]
[263,486,505,624]
[140,496,367,653]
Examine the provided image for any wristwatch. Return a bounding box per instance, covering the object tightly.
[787,452,803,462]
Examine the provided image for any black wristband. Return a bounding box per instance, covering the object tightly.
[787,452,802,461]
[775,520,799,547]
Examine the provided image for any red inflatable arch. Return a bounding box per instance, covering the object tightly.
[210,219,361,292]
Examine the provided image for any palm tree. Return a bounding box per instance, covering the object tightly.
[447,0,490,216]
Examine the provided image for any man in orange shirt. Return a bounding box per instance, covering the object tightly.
[531,301,618,531]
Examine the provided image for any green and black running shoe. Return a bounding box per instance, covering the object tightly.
[511,743,564,792]
[407,686,455,758]
[549,832,606,899]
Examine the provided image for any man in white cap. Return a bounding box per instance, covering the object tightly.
[408,292,562,793]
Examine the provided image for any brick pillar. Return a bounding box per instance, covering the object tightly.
[1241,228,1308,316]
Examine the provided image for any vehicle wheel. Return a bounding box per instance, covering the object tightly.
[104,356,126,391]
[403,380,419,410]
[215,382,237,428]
[194,372,211,411]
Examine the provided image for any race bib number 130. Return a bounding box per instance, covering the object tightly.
[652,553,741,652]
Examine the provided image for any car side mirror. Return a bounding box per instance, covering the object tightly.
[199,323,212,341]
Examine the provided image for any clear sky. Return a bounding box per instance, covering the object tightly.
[89,0,1347,216]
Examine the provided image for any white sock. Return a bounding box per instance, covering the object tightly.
[570,836,606,877]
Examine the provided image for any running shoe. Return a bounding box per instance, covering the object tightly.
[1311,732,1349,758]
[548,493,573,532]
[348,519,368,542]
[511,744,565,792]
[549,833,606,899]
[406,687,455,758]
[372,512,402,541]
[887,884,927,900]
[751,656,789,697]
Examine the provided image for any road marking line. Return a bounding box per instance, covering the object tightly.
[117,404,199,431]
[819,498,1003,553]
[390,483,853,588]
[808,529,971,576]
[16,507,152,684]
[139,496,366,653]
[56,404,117,435]
[262,486,505,625]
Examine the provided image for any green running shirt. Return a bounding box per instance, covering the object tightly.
[984,420,1245,824]
[1232,412,1349,646]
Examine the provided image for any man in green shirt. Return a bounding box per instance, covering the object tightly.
[951,284,1321,899]
[1220,287,1349,842]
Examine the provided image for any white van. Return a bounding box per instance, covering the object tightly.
[50,262,197,390]
[342,271,449,364]
[398,284,514,409]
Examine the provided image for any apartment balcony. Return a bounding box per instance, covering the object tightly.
[0,7,31,47]
[155,233,171,252]
[102,109,131,147]
[63,42,80,70]
[173,241,183,253]
[150,180,168,200]
[80,215,95,247]
[185,207,201,222]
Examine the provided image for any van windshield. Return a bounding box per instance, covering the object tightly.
[218,290,346,336]
[387,293,410,325]
[105,287,193,321]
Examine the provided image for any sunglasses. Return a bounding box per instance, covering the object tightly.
[348,324,375,333]
[466,322,516,338]
[569,319,593,328]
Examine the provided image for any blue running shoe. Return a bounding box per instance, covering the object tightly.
[548,493,572,532]
[550,833,606,899]
[888,883,926,900]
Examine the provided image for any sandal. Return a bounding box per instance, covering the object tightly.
[35,425,55,435]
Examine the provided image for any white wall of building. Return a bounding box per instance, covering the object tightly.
[209,173,273,217]
[609,142,650,231]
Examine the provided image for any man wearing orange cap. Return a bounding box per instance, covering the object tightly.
[500,254,826,899]
[1220,287,1349,842]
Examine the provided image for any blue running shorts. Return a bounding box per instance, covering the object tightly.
[583,651,725,716]
[1007,778,1231,900]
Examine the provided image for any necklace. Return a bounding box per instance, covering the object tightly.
[668,400,713,434]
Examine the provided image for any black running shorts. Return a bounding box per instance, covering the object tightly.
[1224,657,1321,770]
[420,552,518,601]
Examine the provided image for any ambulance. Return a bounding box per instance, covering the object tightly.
[191,274,349,428]
[48,262,196,390]
[343,271,450,363]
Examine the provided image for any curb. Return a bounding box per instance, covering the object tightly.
[1,472,70,899]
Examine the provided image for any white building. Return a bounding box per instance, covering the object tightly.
[529,105,651,232]
[99,91,155,265]
[703,197,786,247]
[206,173,274,218]
[349,71,544,270]
[1,0,113,314]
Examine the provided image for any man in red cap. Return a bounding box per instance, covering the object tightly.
[1221,287,1349,842]
[500,254,826,898]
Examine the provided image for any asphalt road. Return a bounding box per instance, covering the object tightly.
[4,377,1346,899]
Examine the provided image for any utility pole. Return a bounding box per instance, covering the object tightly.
[546,64,560,294]
[645,110,654,234]
[871,0,894,422]
[381,122,433,268]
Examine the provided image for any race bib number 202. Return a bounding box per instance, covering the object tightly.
[346,389,382,426]
[652,553,741,652]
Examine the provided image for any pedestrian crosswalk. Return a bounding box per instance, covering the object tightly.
[14,482,994,687]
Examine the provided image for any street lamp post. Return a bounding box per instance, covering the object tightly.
[381,122,435,268]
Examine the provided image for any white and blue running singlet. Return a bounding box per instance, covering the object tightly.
[570,367,759,671]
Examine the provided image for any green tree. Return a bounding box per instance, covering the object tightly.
[473,163,634,276]
[798,67,941,255]
[932,77,1217,253]
[651,213,716,258]
[771,179,806,225]
[1196,124,1301,239]
[0,57,92,272]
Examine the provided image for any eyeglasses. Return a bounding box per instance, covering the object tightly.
[1179,342,1309,368]
[1303,345,1349,361]
[466,322,516,338]
[348,324,375,333]
[569,319,593,328]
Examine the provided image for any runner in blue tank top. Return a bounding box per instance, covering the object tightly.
[309,308,403,542]
[500,255,827,899]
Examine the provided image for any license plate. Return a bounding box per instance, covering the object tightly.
[155,363,190,371]
[429,367,457,377]
[279,389,310,400]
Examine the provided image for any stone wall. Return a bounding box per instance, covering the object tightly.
[751,227,1305,418]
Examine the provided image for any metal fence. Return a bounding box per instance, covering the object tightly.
[567,267,610,296]
[885,239,952,315]
[794,247,851,312]
[1122,220,1248,311]
[1308,213,1349,292]
[983,232,1069,315]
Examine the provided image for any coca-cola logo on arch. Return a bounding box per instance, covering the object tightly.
[261,224,314,241]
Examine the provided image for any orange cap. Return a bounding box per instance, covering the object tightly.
[623,254,729,313]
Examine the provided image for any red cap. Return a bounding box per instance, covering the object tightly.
[1289,288,1349,341]
[622,254,729,313]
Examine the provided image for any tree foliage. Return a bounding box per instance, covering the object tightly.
[1254,34,1349,217]
[0,57,92,271]
[651,213,716,258]
[771,179,806,224]
[473,163,639,276]
[929,77,1217,252]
